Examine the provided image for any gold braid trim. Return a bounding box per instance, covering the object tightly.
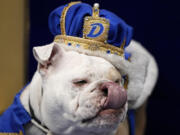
[54,35,124,57]
[60,1,81,35]
[0,131,23,135]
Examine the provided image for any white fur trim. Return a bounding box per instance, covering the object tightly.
[125,40,158,109]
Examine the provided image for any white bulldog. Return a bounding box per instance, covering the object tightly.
[20,40,158,135]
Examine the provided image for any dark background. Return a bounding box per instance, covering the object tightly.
[28,0,180,135]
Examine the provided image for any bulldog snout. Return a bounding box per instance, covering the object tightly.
[100,82,127,109]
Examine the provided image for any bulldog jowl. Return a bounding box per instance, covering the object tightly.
[20,43,128,135]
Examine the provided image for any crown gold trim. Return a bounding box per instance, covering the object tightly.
[60,1,81,35]
[54,35,124,56]
[55,2,125,57]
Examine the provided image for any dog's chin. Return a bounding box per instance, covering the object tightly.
[81,103,127,129]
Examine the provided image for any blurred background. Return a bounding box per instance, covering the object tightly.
[0,0,179,135]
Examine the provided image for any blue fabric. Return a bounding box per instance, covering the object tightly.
[48,2,133,48]
[128,110,135,135]
[0,85,31,134]
[87,23,104,38]
[125,51,131,60]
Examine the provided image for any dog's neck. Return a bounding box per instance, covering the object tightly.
[20,72,43,122]
[20,72,51,135]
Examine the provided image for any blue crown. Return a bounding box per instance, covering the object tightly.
[49,2,133,57]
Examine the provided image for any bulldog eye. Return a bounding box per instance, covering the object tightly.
[73,80,88,86]
[115,79,120,84]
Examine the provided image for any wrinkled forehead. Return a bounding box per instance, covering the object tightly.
[61,51,121,79]
[88,55,116,72]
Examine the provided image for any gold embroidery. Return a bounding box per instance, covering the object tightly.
[54,35,124,56]
[83,16,110,42]
[0,131,23,135]
[92,3,99,18]
[60,1,81,35]
[83,3,110,43]
[120,38,126,50]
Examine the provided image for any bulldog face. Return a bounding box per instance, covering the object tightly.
[33,43,128,135]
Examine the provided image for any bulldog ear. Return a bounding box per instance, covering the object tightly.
[33,43,63,74]
[125,40,158,109]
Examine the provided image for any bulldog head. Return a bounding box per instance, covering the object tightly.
[32,43,128,135]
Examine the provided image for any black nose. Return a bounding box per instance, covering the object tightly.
[101,86,108,97]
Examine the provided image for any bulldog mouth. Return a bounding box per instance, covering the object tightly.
[82,114,98,123]
[81,104,126,123]
[82,82,127,123]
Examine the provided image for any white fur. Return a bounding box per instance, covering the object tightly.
[125,40,158,108]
